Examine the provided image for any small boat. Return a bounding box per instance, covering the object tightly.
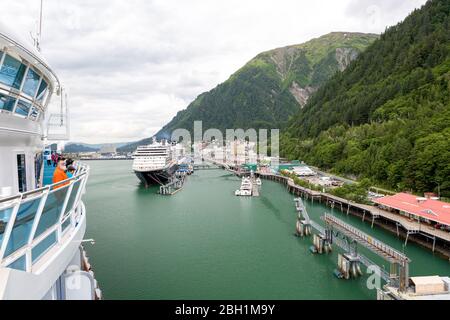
[235,177,253,196]
[256,178,262,186]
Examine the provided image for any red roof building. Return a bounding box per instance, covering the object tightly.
[373,193,450,227]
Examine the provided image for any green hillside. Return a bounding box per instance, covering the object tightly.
[282,0,450,196]
[156,32,377,137]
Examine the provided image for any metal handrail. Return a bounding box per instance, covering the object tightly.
[0,163,90,271]
[324,213,410,263]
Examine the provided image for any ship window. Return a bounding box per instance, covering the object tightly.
[0,93,16,112]
[15,100,32,117]
[7,255,26,271]
[0,55,27,89]
[23,68,40,97]
[36,79,48,103]
[17,154,27,193]
[34,185,70,238]
[29,106,40,121]
[32,231,57,263]
[63,179,82,217]
[61,216,71,233]
[0,207,14,250]
[4,197,41,257]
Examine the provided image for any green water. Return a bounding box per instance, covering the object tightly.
[84,160,449,300]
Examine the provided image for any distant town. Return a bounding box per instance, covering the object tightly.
[54,143,134,160]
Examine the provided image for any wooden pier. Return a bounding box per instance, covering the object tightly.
[193,164,219,170]
[259,172,450,258]
[251,175,260,197]
[201,158,450,257]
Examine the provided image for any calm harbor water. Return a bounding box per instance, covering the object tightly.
[84,160,449,300]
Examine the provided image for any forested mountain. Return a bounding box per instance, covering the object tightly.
[282,0,450,196]
[117,138,152,153]
[155,32,377,137]
[64,144,99,153]
[64,142,130,153]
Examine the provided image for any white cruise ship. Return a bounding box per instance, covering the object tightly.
[132,138,179,187]
[0,20,100,299]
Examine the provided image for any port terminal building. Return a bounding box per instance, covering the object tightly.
[373,193,450,231]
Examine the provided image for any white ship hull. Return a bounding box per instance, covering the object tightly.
[0,203,86,299]
[0,21,99,300]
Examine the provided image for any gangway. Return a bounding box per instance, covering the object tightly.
[293,198,409,288]
[295,198,310,224]
[295,198,312,236]
[203,158,237,174]
[159,176,185,195]
[322,213,410,290]
[309,219,390,282]
[323,214,410,264]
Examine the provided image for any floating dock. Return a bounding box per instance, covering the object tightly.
[256,172,450,258]
[292,199,450,299]
[159,175,186,195]
[204,158,450,258]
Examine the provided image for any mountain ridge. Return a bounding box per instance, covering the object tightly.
[282,0,450,196]
[118,32,378,152]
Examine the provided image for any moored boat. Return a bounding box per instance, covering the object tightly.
[235,177,253,196]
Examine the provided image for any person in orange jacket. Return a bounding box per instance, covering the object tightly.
[53,158,69,189]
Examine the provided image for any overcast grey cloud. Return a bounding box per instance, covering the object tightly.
[0,0,427,143]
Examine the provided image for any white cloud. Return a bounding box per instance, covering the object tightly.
[0,0,427,143]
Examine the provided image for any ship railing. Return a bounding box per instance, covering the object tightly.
[0,163,90,273]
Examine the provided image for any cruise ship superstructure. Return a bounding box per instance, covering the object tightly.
[0,22,100,299]
[132,138,179,187]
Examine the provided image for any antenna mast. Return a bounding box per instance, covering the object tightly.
[39,0,43,41]
[32,0,43,51]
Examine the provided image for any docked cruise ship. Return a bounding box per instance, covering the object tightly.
[132,138,179,187]
[0,21,100,299]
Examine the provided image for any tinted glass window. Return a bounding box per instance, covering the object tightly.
[34,185,70,238]
[17,154,27,192]
[4,197,41,257]
[0,207,14,250]
[23,68,40,97]
[36,80,48,103]
[0,55,26,89]
[32,231,57,263]
[15,100,32,117]
[29,106,40,120]
[0,93,17,112]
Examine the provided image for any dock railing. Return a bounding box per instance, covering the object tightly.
[0,163,90,272]
[323,214,410,265]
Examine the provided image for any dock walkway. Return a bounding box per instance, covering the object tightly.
[258,172,450,247]
[324,193,450,244]
[202,159,450,247]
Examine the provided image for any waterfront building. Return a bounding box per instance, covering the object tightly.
[99,144,117,156]
[373,193,450,231]
[293,165,316,177]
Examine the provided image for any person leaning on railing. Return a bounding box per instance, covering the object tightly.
[53,158,70,190]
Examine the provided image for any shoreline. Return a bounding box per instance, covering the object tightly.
[257,172,450,261]
[78,158,133,161]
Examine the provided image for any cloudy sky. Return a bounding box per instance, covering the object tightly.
[0,0,427,144]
